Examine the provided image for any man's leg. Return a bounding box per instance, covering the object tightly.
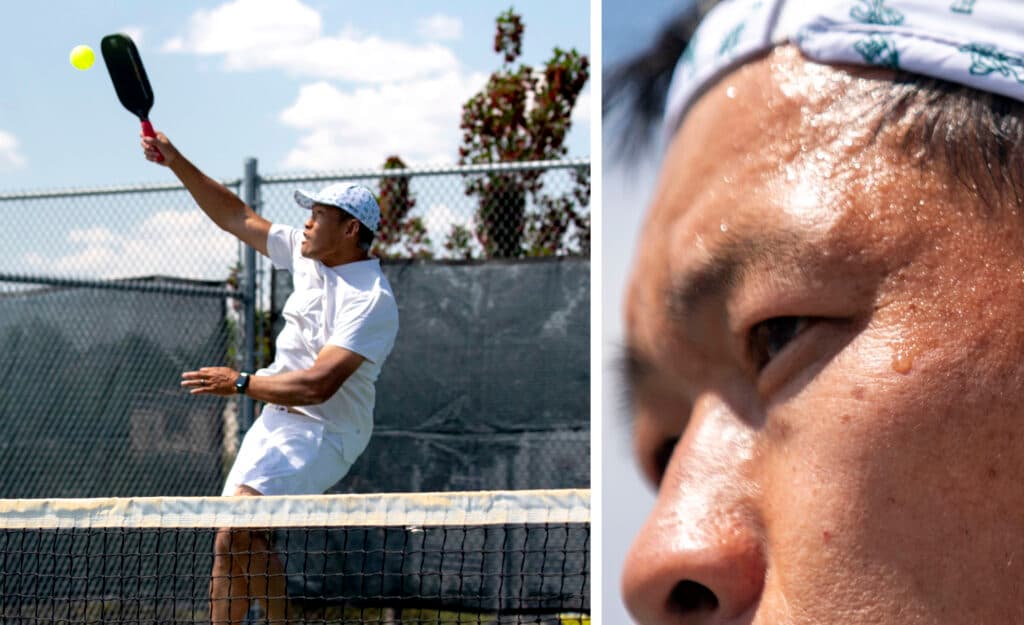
[211,527,251,625]
[210,485,288,624]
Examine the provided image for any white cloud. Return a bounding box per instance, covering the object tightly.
[573,88,591,124]
[164,0,319,55]
[0,130,26,172]
[23,210,235,280]
[164,0,458,83]
[119,26,145,46]
[162,37,184,52]
[164,1,582,172]
[68,227,118,245]
[278,70,487,169]
[417,14,463,41]
[249,35,458,83]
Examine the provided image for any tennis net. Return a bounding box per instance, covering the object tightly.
[0,489,589,624]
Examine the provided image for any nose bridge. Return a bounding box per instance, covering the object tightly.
[623,394,765,624]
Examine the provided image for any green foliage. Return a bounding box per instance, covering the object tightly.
[444,224,475,260]
[226,263,274,369]
[373,155,434,259]
[458,8,590,258]
[525,165,590,257]
[495,8,524,63]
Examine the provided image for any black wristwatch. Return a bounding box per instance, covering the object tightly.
[235,372,251,395]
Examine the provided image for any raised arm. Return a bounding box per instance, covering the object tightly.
[142,132,271,256]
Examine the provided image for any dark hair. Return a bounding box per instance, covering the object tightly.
[604,2,1024,209]
[357,223,375,252]
[866,75,1024,210]
[337,210,376,252]
[603,1,716,159]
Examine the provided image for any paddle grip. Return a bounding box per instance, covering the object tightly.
[141,120,164,163]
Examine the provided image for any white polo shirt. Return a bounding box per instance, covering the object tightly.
[256,223,399,462]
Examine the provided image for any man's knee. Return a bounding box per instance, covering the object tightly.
[233,484,263,497]
[215,528,273,556]
[214,528,257,558]
[214,485,265,557]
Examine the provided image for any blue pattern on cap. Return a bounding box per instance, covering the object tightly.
[294,183,381,232]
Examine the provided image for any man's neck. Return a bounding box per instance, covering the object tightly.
[321,247,370,267]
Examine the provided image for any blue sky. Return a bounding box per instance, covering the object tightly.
[603,2,692,624]
[0,0,590,192]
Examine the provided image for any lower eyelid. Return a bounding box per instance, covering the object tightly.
[755,317,855,396]
[742,315,820,367]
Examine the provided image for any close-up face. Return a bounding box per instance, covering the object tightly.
[621,46,1024,624]
[301,204,357,261]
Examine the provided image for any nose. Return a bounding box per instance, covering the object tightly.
[622,399,765,625]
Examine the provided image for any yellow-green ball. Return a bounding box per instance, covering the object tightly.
[70,45,95,71]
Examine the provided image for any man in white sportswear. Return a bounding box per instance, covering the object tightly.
[142,131,399,624]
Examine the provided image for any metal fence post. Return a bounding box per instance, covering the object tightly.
[241,158,259,432]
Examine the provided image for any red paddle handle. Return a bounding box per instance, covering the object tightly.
[141,120,164,163]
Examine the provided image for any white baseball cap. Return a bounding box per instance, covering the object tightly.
[294,182,381,233]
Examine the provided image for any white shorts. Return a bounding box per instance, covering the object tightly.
[221,405,353,496]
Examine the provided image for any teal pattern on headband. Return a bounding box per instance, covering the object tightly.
[660,0,1024,144]
[950,0,976,15]
[961,43,1024,83]
[855,35,900,69]
[680,37,698,71]
[850,0,904,26]
[719,21,747,56]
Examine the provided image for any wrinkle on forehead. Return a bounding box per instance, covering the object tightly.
[644,48,887,251]
[626,47,948,362]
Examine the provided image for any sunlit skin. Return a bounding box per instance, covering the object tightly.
[621,46,1024,625]
[301,203,365,266]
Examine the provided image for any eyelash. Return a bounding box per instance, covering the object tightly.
[747,316,813,372]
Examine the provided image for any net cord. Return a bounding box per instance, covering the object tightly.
[0,489,590,529]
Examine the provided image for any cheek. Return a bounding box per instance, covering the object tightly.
[758,303,1024,619]
[308,221,334,244]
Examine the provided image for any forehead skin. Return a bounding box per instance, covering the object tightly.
[624,47,1024,624]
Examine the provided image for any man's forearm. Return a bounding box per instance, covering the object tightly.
[168,154,248,233]
[244,369,334,407]
[182,348,362,403]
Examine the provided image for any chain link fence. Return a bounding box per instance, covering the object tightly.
[0,159,589,498]
[257,158,591,260]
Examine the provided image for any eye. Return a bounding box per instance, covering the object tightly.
[747,316,812,371]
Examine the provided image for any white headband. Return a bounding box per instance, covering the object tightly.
[663,0,1024,143]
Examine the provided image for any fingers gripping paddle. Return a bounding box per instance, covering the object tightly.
[101,33,163,162]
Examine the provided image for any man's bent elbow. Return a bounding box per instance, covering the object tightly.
[304,375,343,405]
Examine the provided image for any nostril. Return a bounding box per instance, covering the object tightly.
[669,580,719,614]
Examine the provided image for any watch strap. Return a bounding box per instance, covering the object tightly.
[235,372,251,395]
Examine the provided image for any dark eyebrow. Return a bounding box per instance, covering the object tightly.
[619,229,811,423]
[666,230,804,324]
[615,342,651,413]
[615,340,680,433]
[617,237,772,414]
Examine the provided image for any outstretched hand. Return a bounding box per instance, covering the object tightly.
[181,366,239,396]
[141,131,179,167]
